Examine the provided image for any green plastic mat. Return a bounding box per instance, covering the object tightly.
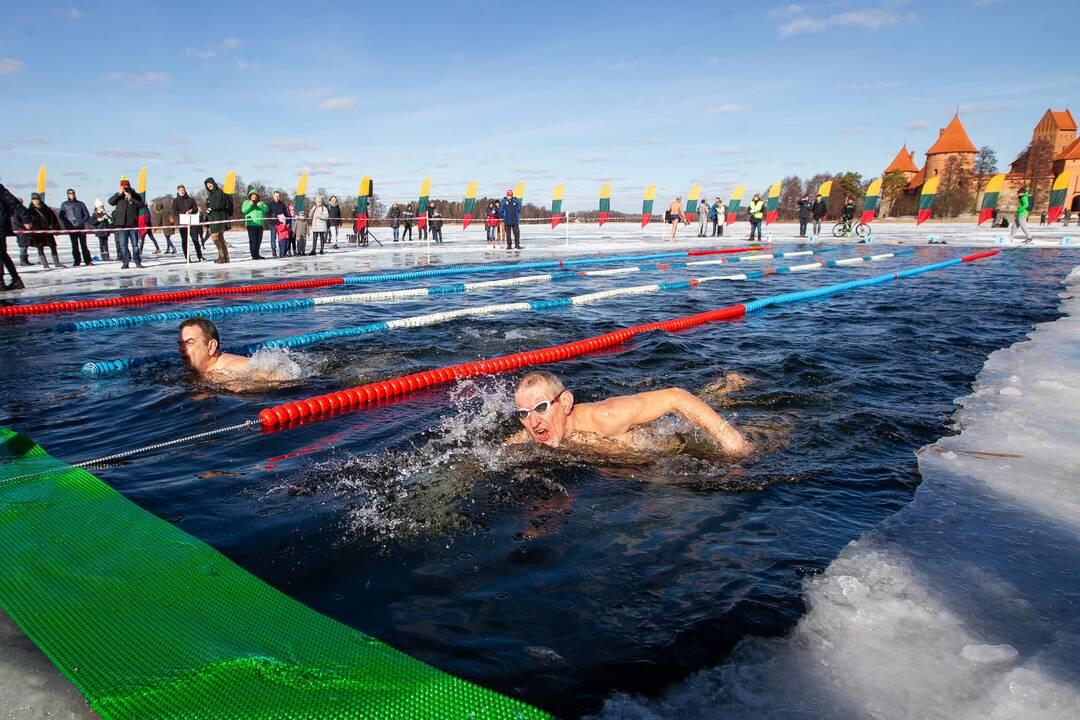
[0,428,551,719]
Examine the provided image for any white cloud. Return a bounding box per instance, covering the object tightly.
[104,71,171,87]
[777,8,914,38]
[300,156,349,175]
[98,149,162,159]
[705,104,747,114]
[184,47,219,60]
[318,96,359,111]
[907,120,929,129]
[266,139,318,151]
[0,58,26,76]
[223,37,242,49]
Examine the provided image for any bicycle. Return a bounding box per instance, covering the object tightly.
[832,217,871,238]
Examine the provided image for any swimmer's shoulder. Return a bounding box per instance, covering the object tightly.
[215,352,251,371]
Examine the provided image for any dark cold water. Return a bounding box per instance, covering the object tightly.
[0,244,1072,718]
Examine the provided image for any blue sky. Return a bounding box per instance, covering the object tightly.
[0,0,1075,211]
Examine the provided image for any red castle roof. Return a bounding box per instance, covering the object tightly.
[926,114,977,155]
[1045,108,1077,132]
[1056,136,1080,161]
[885,145,920,174]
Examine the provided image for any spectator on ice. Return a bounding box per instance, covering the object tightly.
[747,193,764,241]
[60,188,93,266]
[711,196,725,237]
[90,199,113,262]
[172,185,203,262]
[27,193,65,270]
[241,188,268,259]
[0,183,27,290]
[697,198,709,237]
[500,189,522,250]
[204,177,231,263]
[266,190,289,257]
[328,195,342,248]
[796,193,811,238]
[309,196,330,255]
[812,193,827,236]
[109,176,146,268]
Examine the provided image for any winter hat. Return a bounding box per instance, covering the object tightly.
[120,176,130,187]
[505,188,514,196]
[248,186,259,199]
[94,198,104,208]
[30,192,41,201]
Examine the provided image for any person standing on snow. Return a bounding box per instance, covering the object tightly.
[266,190,289,257]
[796,193,811,238]
[309,195,330,255]
[811,193,827,236]
[26,194,66,269]
[1010,186,1033,243]
[747,193,764,241]
[89,199,113,262]
[109,176,145,268]
[712,196,725,236]
[60,188,93,266]
[500,188,522,250]
[697,198,709,237]
[204,177,231,263]
[328,195,342,248]
[241,187,268,259]
[172,185,203,261]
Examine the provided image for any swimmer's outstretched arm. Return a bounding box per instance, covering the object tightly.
[591,388,752,456]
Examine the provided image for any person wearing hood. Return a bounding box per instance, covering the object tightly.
[309,196,331,255]
[711,197,725,237]
[204,177,231,263]
[108,176,146,269]
[811,193,827,236]
[292,203,310,255]
[60,188,93,266]
[241,187,268,260]
[89,199,113,262]
[327,195,342,249]
[0,183,28,290]
[485,200,499,243]
[172,184,203,262]
[26,193,65,269]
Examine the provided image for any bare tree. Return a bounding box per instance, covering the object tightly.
[973,146,998,212]
[778,175,804,221]
[1024,139,1054,210]
[881,170,909,217]
[937,156,973,217]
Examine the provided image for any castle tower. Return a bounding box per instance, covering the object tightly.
[1033,108,1077,158]
[884,144,920,184]
[923,114,977,181]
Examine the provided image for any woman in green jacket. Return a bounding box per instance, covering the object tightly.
[241,188,268,259]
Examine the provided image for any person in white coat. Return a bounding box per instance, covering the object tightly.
[308,196,330,256]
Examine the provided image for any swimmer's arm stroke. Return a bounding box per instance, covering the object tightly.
[591,388,752,456]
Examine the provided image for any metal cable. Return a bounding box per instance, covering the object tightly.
[73,420,260,468]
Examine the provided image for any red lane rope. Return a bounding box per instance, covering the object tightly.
[257,305,747,431]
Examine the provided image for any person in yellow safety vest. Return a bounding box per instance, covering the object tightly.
[747,193,764,241]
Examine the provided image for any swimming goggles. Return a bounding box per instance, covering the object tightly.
[514,392,564,420]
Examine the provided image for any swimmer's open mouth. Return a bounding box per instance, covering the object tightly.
[533,428,550,442]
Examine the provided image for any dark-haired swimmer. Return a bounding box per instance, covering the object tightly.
[508,370,751,457]
[178,317,251,377]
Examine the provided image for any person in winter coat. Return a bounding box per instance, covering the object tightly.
[27,194,65,269]
[241,188,268,259]
[308,196,330,255]
[0,183,27,290]
[696,198,709,237]
[155,200,177,254]
[327,195,342,248]
[484,201,498,243]
[811,193,827,236]
[292,204,310,255]
[266,191,289,257]
[402,203,415,241]
[60,188,93,266]
[204,177,231,263]
[1010,186,1032,242]
[138,200,161,255]
[499,189,522,250]
[796,194,812,237]
[430,206,444,244]
[89,199,113,262]
[747,193,764,241]
[712,197,725,236]
[172,185,203,261]
[108,176,146,268]
[388,203,402,241]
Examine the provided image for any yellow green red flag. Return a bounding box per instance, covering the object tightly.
[642,184,656,227]
[355,176,372,231]
[765,181,781,224]
[551,184,565,229]
[977,173,1006,225]
[598,183,611,226]
[417,177,431,229]
[726,184,744,226]
[684,185,701,220]
[294,172,308,213]
[917,176,939,225]
[861,178,882,224]
[462,180,478,229]
[1047,171,1071,223]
